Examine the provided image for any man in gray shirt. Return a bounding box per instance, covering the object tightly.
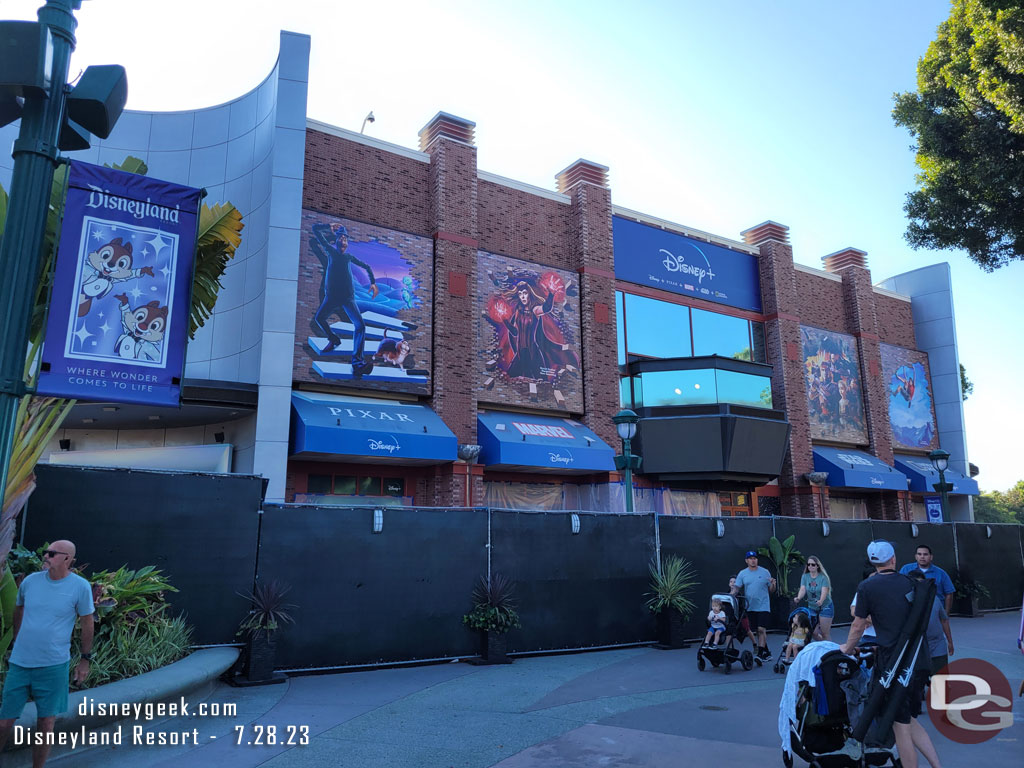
[0,539,94,767]
[731,549,776,658]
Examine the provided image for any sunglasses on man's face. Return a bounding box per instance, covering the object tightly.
[43,550,70,558]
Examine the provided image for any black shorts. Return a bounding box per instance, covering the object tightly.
[747,611,770,632]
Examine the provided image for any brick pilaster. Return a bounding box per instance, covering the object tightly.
[561,167,618,449]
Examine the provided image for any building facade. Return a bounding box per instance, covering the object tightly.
[0,33,977,520]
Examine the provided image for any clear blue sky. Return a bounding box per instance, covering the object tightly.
[7,0,1020,492]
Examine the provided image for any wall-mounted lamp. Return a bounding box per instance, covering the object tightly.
[910,523,920,538]
[458,444,481,463]
[214,431,225,444]
[715,519,725,538]
[822,521,830,537]
[360,110,375,134]
[985,525,992,539]
[59,439,71,451]
[571,514,581,535]
[372,509,384,533]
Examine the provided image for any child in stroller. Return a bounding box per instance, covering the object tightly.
[703,597,728,647]
[696,593,758,674]
[773,607,817,674]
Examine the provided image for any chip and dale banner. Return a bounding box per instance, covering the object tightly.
[37,162,201,406]
[295,210,582,410]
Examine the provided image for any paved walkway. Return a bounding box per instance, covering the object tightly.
[42,612,1024,767]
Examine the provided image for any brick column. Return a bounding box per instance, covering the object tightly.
[741,222,822,518]
[556,160,619,449]
[830,251,901,520]
[421,113,479,507]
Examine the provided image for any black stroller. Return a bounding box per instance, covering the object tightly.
[781,648,901,768]
[696,593,756,674]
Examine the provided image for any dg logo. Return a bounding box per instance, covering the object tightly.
[927,658,1015,744]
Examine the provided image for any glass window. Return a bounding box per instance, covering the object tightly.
[715,370,773,409]
[637,369,716,406]
[359,476,382,495]
[623,293,691,358]
[691,308,751,359]
[619,377,633,408]
[332,475,357,495]
[615,291,626,366]
[751,321,767,363]
[308,474,332,494]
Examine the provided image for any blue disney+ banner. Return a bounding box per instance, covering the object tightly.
[37,161,202,406]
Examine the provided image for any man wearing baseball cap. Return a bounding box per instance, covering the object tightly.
[842,541,942,768]
[731,549,776,659]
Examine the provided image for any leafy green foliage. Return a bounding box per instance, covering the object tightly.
[758,534,805,597]
[237,580,296,638]
[0,569,16,661]
[893,0,1024,269]
[462,573,521,634]
[960,363,974,401]
[973,479,1024,523]
[191,204,244,339]
[645,555,699,618]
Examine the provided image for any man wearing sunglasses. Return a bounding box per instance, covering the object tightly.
[0,540,94,767]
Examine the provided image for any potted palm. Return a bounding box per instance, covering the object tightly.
[758,535,805,630]
[645,555,698,649]
[954,576,991,618]
[236,580,295,685]
[462,573,521,664]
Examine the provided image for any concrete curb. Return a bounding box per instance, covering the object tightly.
[7,647,238,753]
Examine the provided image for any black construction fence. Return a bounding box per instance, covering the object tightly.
[21,466,1024,670]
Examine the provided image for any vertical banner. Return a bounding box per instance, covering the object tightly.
[924,495,944,523]
[37,161,201,406]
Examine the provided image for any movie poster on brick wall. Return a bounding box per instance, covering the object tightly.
[476,251,583,411]
[294,211,433,395]
[881,343,939,451]
[800,326,868,444]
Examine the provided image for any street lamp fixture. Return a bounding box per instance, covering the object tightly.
[612,409,640,513]
[928,448,953,522]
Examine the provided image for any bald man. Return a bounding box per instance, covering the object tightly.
[0,540,94,767]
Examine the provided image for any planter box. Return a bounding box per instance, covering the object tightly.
[655,609,689,649]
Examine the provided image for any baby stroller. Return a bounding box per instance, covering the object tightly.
[696,593,756,674]
[780,647,901,768]
[772,606,819,674]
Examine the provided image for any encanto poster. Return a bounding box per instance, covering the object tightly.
[800,326,868,444]
[476,252,583,411]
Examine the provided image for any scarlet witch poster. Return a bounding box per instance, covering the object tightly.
[476,251,583,411]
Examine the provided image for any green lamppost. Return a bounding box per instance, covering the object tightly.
[928,448,953,522]
[612,409,640,513]
[0,1,126,500]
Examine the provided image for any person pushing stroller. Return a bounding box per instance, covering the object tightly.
[731,549,776,660]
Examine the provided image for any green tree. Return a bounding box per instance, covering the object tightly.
[893,0,1024,270]
[973,479,1024,523]
[960,362,974,400]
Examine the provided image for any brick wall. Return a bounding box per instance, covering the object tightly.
[478,180,572,269]
[875,294,916,348]
[793,271,845,331]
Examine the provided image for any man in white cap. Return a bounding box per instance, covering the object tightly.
[842,541,942,768]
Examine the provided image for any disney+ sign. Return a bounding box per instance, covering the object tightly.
[612,216,762,313]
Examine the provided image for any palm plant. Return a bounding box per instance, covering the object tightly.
[645,554,699,618]
[237,580,296,639]
[462,573,521,634]
[0,156,244,582]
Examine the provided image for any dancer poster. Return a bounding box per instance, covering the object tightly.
[294,212,433,396]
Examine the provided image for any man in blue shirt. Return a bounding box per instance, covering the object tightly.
[731,549,776,659]
[0,540,94,767]
[899,544,955,613]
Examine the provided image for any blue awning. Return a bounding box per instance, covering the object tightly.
[478,412,615,473]
[893,454,980,496]
[291,392,457,464]
[812,447,908,491]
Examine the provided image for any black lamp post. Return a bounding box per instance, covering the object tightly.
[612,409,640,513]
[928,448,953,522]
